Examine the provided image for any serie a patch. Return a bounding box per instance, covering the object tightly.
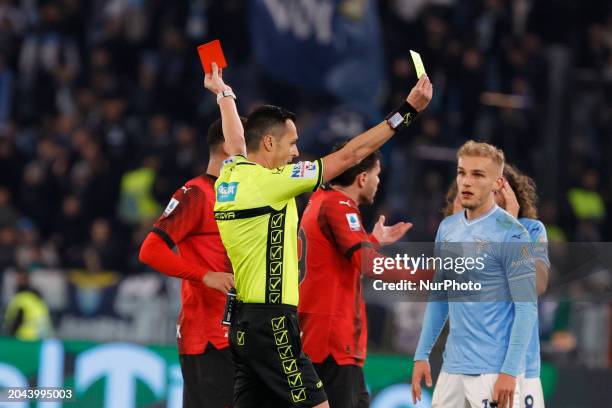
[162,198,179,218]
[346,213,361,231]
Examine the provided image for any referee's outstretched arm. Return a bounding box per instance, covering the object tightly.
[321,74,433,183]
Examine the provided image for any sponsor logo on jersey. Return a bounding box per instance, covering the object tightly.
[216,182,239,202]
[162,198,179,218]
[214,211,237,220]
[511,244,534,269]
[290,161,317,179]
[521,245,530,259]
[346,213,361,231]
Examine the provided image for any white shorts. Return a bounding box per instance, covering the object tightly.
[519,377,545,408]
[431,371,522,408]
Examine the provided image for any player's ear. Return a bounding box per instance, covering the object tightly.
[494,176,504,191]
[262,134,274,152]
[357,172,367,188]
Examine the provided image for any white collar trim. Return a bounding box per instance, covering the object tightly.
[461,204,498,226]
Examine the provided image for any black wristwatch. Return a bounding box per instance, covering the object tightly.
[385,101,419,131]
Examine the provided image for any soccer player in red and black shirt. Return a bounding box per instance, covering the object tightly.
[139,64,245,408]
[298,147,430,408]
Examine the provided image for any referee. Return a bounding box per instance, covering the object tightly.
[214,75,433,407]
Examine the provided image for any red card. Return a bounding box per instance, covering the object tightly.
[197,39,228,74]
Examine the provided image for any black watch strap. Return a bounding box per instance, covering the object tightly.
[385,101,419,131]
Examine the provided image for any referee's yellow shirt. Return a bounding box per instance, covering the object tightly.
[214,155,323,306]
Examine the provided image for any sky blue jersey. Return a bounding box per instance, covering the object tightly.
[415,204,537,377]
[520,217,549,379]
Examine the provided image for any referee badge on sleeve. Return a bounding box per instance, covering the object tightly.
[290,161,317,179]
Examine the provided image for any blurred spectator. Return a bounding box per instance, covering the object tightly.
[118,155,161,225]
[0,0,26,61]
[17,1,80,119]
[3,269,53,340]
[568,169,606,222]
[15,218,59,271]
[0,54,13,131]
[0,222,16,271]
[86,218,124,271]
[19,161,57,237]
[540,199,567,242]
[54,195,87,267]
[0,131,24,193]
[0,186,17,230]
[568,169,606,241]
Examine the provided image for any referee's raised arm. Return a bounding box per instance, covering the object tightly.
[321,74,433,183]
[205,62,247,157]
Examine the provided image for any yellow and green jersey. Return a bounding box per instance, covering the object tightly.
[214,155,323,306]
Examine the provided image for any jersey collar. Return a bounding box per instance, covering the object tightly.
[461,204,498,226]
[326,187,358,209]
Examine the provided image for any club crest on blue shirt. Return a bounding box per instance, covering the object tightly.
[290,161,317,179]
[346,213,361,231]
[474,237,490,254]
[216,182,239,202]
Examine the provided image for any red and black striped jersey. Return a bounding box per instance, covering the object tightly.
[150,174,232,354]
[298,187,378,366]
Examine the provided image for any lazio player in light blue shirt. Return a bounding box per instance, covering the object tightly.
[518,217,548,408]
[412,142,537,408]
[440,163,550,408]
[494,163,550,408]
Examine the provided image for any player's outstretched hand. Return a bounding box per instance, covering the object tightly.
[411,360,432,404]
[203,271,234,293]
[204,62,230,95]
[372,215,412,246]
[492,373,516,408]
[406,74,433,112]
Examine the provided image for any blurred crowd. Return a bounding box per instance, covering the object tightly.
[0,0,610,363]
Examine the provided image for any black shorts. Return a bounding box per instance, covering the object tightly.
[179,343,235,408]
[230,303,327,408]
[314,358,370,408]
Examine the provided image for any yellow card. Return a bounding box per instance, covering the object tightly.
[410,50,426,78]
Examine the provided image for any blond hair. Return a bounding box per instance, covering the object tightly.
[443,163,540,219]
[457,140,505,173]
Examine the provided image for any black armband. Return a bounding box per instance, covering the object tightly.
[385,101,419,131]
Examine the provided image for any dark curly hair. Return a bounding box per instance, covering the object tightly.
[442,182,458,217]
[503,163,538,219]
[328,141,381,187]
